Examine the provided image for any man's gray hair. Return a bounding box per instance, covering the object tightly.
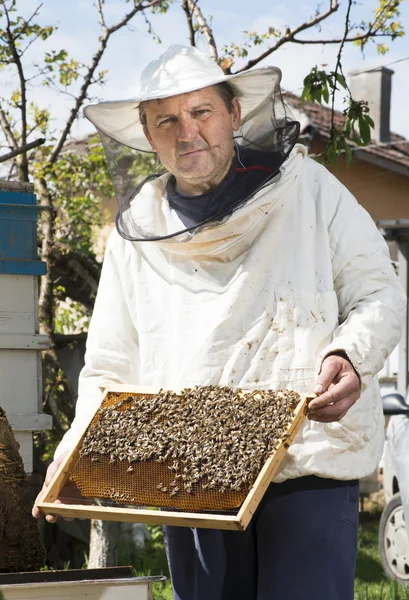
[139,81,237,128]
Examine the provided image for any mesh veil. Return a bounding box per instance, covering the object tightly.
[96,81,300,243]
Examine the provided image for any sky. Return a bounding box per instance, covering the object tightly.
[1,0,409,144]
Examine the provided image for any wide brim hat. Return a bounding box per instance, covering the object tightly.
[84,44,285,153]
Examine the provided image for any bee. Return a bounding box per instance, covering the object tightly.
[79,385,302,504]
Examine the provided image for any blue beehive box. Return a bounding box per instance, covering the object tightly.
[0,182,46,275]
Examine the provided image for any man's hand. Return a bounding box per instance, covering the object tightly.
[32,452,71,523]
[308,353,361,423]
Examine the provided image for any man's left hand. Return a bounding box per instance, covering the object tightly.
[308,354,361,423]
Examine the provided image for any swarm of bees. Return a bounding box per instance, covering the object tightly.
[79,385,300,499]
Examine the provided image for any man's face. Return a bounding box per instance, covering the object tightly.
[143,86,241,195]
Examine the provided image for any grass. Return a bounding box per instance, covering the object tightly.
[132,516,409,600]
[355,516,409,599]
[118,523,173,600]
[147,578,174,600]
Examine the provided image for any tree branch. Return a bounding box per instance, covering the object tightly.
[3,1,29,181]
[182,0,196,47]
[248,0,399,60]
[0,105,18,150]
[48,33,108,166]
[0,137,45,163]
[369,0,400,37]
[19,31,46,58]
[291,32,392,44]
[292,0,401,47]
[96,0,107,32]
[7,159,16,180]
[234,0,339,73]
[187,0,218,62]
[12,3,43,42]
[36,176,57,356]
[331,0,353,135]
[106,0,162,35]
[49,0,163,166]
[36,177,75,436]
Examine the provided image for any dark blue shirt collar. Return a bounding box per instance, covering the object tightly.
[166,149,282,229]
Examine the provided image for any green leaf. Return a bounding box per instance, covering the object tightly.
[342,138,353,167]
[365,115,375,129]
[353,133,365,147]
[377,43,389,54]
[335,73,347,89]
[328,148,338,169]
[359,116,371,145]
[300,87,309,107]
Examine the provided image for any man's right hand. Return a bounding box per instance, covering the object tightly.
[32,452,70,523]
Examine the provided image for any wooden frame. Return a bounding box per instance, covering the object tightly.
[37,385,312,531]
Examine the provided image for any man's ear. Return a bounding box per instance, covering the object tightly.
[231,97,241,131]
[143,125,155,151]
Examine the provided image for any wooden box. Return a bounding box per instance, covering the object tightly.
[0,568,165,600]
[0,181,51,474]
[37,385,311,531]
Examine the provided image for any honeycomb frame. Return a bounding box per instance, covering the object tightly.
[37,384,312,531]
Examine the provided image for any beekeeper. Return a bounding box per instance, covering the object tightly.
[34,45,405,600]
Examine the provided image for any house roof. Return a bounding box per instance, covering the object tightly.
[283,91,409,171]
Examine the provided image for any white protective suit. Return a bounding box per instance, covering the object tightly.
[56,144,405,482]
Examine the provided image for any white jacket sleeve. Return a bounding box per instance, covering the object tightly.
[55,231,139,457]
[317,172,406,387]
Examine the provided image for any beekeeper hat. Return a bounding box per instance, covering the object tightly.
[83,44,299,243]
[84,44,287,152]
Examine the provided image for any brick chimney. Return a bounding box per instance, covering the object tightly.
[348,66,394,143]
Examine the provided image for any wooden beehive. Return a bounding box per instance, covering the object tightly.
[0,568,165,600]
[0,180,51,474]
[37,385,312,531]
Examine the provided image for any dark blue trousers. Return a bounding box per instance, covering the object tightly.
[163,476,359,600]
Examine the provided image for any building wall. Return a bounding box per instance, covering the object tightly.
[309,138,409,220]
